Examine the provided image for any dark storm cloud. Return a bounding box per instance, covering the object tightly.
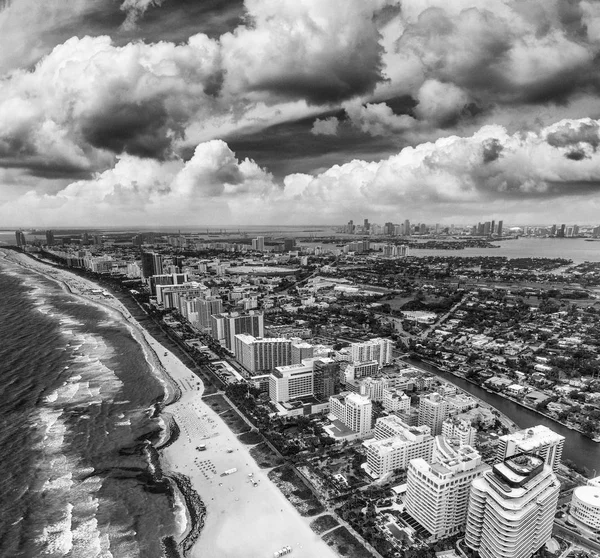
[565,148,587,160]
[80,100,177,159]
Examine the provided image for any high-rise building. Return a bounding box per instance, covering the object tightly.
[45,230,55,246]
[465,454,560,558]
[234,334,292,374]
[350,338,393,368]
[497,220,503,237]
[496,425,564,472]
[15,231,26,247]
[363,218,370,232]
[149,272,189,297]
[363,416,433,477]
[141,252,163,279]
[313,358,341,400]
[329,392,372,435]
[405,443,489,540]
[291,342,314,364]
[358,377,390,402]
[197,296,223,331]
[404,219,411,236]
[210,311,264,351]
[283,238,296,252]
[251,236,265,251]
[418,393,449,436]
[269,360,314,403]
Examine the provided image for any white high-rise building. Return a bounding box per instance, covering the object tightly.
[418,393,449,436]
[363,418,433,478]
[496,425,564,472]
[234,334,292,374]
[210,311,264,351]
[382,388,411,414]
[442,417,476,447]
[359,377,390,402]
[329,392,372,435]
[465,454,560,558]
[405,442,489,540]
[350,338,393,368]
[269,360,314,403]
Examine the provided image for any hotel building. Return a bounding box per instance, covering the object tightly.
[465,454,560,558]
[405,442,489,540]
[496,425,564,471]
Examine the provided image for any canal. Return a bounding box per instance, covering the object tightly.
[405,359,600,475]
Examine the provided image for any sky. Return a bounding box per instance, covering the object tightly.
[1,0,600,227]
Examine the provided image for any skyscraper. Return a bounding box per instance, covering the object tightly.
[465,454,560,558]
[211,311,265,351]
[404,219,411,236]
[235,334,292,374]
[497,220,504,237]
[251,236,265,251]
[350,338,393,368]
[15,231,26,247]
[197,296,223,331]
[405,443,489,540]
[313,358,341,400]
[418,393,449,436]
[141,252,163,279]
[45,230,55,246]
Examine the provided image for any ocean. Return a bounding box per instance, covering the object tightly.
[0,254,180,557]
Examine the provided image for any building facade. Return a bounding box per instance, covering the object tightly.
[465,455,560,558]
[418,393,449,436]
[235,334,292,374]
[496,425,564,471]
[405,444,489,540]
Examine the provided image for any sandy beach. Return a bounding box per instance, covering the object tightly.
[1,250,339,558]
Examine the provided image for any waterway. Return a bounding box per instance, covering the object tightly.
[405,358,600,476]
[409,237,600,264]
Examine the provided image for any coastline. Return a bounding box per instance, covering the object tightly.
[0,249,340,558]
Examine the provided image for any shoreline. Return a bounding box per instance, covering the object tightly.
[0,249,340,558]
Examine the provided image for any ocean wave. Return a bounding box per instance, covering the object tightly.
[37,503,73,556]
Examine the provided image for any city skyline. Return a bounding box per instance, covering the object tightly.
[2,2,600,226]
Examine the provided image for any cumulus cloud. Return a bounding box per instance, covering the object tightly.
[415,79,470,125]
[311,117,340,136]
[0,140,274,226]
[4,0,600,219]
[219,0,393,104]
[3,118,600,226]
[344,101,416,136]
[0,33,221,175]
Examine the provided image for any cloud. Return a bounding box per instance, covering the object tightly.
[120,0,165,30]
[311,117,340,136]
[0,140,275,226]
[219,0,393,104]
[545,119,600,150]
[344,101,416,136]
[0,33,222,174]
[415,79,470,125]
[4,118,600,226]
